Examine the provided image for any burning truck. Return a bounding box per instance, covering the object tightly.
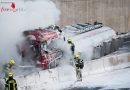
[17,27,63,69]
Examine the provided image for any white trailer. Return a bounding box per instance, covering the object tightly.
[62,23,116,60]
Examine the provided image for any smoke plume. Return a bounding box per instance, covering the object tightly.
[0,0,60,64]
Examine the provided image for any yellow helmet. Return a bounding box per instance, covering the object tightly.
[67,38,72,44]
[8,72,13,78]
[75,54,80,59]
[9,59,15,65]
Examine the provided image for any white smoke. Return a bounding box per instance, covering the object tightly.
[24,0,60,29]
[0,0,60,64]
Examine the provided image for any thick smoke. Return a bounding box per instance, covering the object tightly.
[0,0,60,65]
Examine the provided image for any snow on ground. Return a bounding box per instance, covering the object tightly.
[1,54,130,90]
[9,57,129,90]
[41,64,130,90]
[76,67,130,89]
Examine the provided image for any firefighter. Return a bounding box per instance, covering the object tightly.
[3,59,16,78]
[67,38,75,65]
[5,72,17,90]
[54,25,66,41]
[54,25,62,34]
[74,53,84,81]
[67,38,75,55]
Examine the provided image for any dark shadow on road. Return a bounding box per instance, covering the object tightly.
[65,87,130,90]
[67,87,103,90]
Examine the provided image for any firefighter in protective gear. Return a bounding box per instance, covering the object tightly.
[5,72,17,90]
[67,38,75,55]
[3,59,16,78]
[74,53,84,81]
[5,59,16,70]
[74,53,84,69]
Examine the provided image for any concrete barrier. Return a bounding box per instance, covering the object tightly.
[86,59,105,74]
[85,53,130,75]
[16,69,59,90]
[116,53,130,69]
[103,55,119,71]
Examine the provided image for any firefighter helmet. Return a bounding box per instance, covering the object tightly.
[75,54,80,59]
[67,38,72,44]
[9,59,15,65]
[8,72,13,78]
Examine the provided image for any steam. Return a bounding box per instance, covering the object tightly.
[0,0,60,64]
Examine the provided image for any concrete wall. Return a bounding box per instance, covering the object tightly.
[54,0,130,32]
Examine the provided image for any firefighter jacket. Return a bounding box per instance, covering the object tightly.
[74,58,84,69]
[5,78,17,90]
